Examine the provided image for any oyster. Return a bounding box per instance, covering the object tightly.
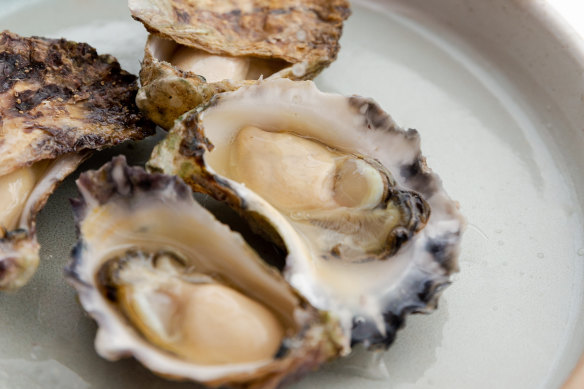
[66,156,344,388]
[0,31,154,290]
[129,0,351,129]
[148,79,465,349]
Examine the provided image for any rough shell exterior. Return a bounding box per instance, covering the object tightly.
[148,79,465,350]
[66,156,345,389]
[129,0,350,77]
[0,31,154,290]
[0,31,153,176]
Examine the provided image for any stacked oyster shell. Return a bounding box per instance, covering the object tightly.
[129,0,351,129]
[59,0,464,388]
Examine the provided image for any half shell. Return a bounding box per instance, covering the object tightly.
[148,79,466,349]
[0,31,154,290]
[66,156,344,388]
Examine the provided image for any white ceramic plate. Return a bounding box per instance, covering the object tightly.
[1,0,583,388]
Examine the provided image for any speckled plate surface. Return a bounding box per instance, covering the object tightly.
[1,0,583,388]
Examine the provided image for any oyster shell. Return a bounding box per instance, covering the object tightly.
[148,79,465,349]
[0,31,154,290]
[129,0,351,129]
[66,156,344,388]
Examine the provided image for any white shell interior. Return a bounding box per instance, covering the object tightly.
[200,79,462,341]
[0,0,583,389]
[70,165,303,383]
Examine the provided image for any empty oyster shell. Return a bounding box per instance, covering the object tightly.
[0,31,154,290]
[129,0,351,129]
[66,156,344,388]
[148,79,465,349]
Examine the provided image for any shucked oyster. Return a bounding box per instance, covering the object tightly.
[129,0,351,129]
[149,79,465,349]
[0,31,154,290]
[66,156,344,388]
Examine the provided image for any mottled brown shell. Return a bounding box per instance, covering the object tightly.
[0,30,154,176]
[0,31,154,290]
[129,0,350,74]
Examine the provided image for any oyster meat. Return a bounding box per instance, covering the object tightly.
[0,31,154,290]
[66,156,344,388]
[129,0,351,129]
[148,79,465,349]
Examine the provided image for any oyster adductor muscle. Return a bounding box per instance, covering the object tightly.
[148,79,465,349]
[66,156,344,388]
[129,0,351,129]
[0,31,155,290]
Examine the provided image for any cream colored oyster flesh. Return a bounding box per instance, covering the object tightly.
[230,126,386,212]
[148,78,465,349]
[0,154,85,290]
[0,162,48,233]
